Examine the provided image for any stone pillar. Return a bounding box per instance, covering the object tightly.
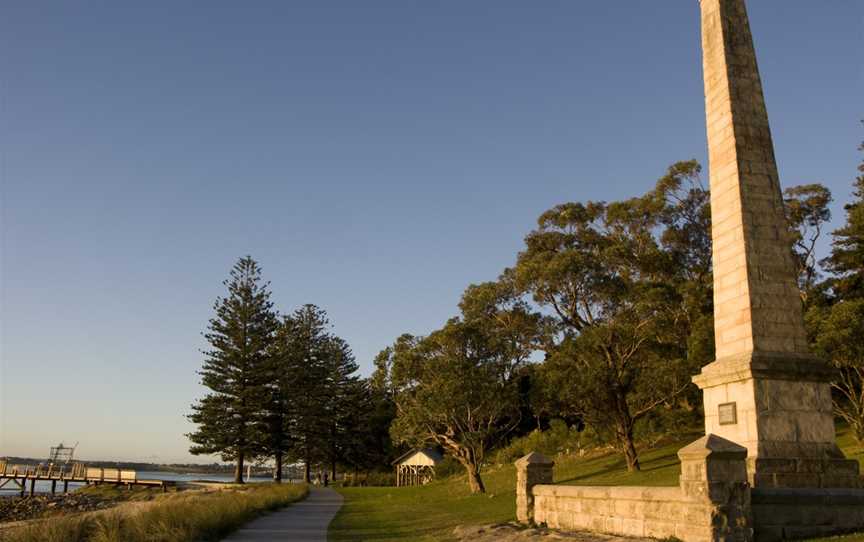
[679,435,753,541]
[515,452,553,524]
[692,0,860,488]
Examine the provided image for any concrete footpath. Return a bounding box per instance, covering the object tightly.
[222,487,343,542]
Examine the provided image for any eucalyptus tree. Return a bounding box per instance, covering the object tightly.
[783,184,833,300]
[513,162,710,471]
[389,283,542,493]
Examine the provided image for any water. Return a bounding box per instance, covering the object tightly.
[135,471,275,484]
[0,479,87,496]
[0,471,278,496]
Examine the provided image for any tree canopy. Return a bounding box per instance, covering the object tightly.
[805,126,864,442]
[387,283,541,493]
[188,261,370,483]
[190,126,864,488]
[512,161,710,471]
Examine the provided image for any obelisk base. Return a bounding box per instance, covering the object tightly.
[693,352,861,488]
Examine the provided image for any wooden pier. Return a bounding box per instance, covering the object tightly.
[0,460,174,497]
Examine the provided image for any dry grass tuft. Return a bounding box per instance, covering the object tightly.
[0,483,307,542]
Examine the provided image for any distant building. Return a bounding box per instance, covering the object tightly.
[392,448,443,487]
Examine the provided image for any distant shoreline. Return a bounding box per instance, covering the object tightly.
[1,457,253,476]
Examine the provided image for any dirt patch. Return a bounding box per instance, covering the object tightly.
[453,523,653,542]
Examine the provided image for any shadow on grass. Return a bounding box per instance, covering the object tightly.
[555,451,680,486]
[552,433,705,488]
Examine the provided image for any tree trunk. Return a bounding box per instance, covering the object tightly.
[615,417,640,472]
[330,460,337,482]
[450,445,486,493]
[235,452,245,484]
[834,371,864,444]
[464,462,486,494]
[274,452,283,483]
[622,433,640,472]
[614,389,640,472]
[850,379,864,444]
[304,459,311,483]
[850,401,864,444]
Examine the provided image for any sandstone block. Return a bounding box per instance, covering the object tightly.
[515,452,554,524]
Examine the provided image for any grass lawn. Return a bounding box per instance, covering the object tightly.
[330,433,692,542]
[331,426,864,542]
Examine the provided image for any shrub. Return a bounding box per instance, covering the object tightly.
[433,456,462,479]
[340,471,396,487]
[634,406,703,446]
[494,419,597,464]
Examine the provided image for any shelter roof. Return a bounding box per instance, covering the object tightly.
[391,448,443,466]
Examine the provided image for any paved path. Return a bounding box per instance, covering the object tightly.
[222,487,343,542]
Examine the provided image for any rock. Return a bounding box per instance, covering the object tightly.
[453,523,652,542]
[0,490,127,523]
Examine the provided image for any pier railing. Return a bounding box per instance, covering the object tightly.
[0,460,93,481]
[0,459,168,496]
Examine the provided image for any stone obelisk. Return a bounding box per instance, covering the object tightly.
[693,0,860,488]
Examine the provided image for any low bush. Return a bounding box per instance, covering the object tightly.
[433,456,462,478]
[494,419,599,464]
[0,483,307,542]
[634,407,703,446]
[341,471,395,487]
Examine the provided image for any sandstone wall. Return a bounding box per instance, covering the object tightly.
[518,436,756,542]
[532,485,716,542]
[752,488,864,541]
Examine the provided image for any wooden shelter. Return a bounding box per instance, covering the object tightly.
[392,448,443,487]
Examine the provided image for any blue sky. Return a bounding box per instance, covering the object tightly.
[1,1,861,463]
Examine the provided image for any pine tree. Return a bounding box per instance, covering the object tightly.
[320,335,360,479]
[270,305,364,482]
[824,127,864,298]
[278,304,333,482]
[807,124,864,443]
[187,256,278,483]
[336,379,386,473]
[261,332,294,482]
